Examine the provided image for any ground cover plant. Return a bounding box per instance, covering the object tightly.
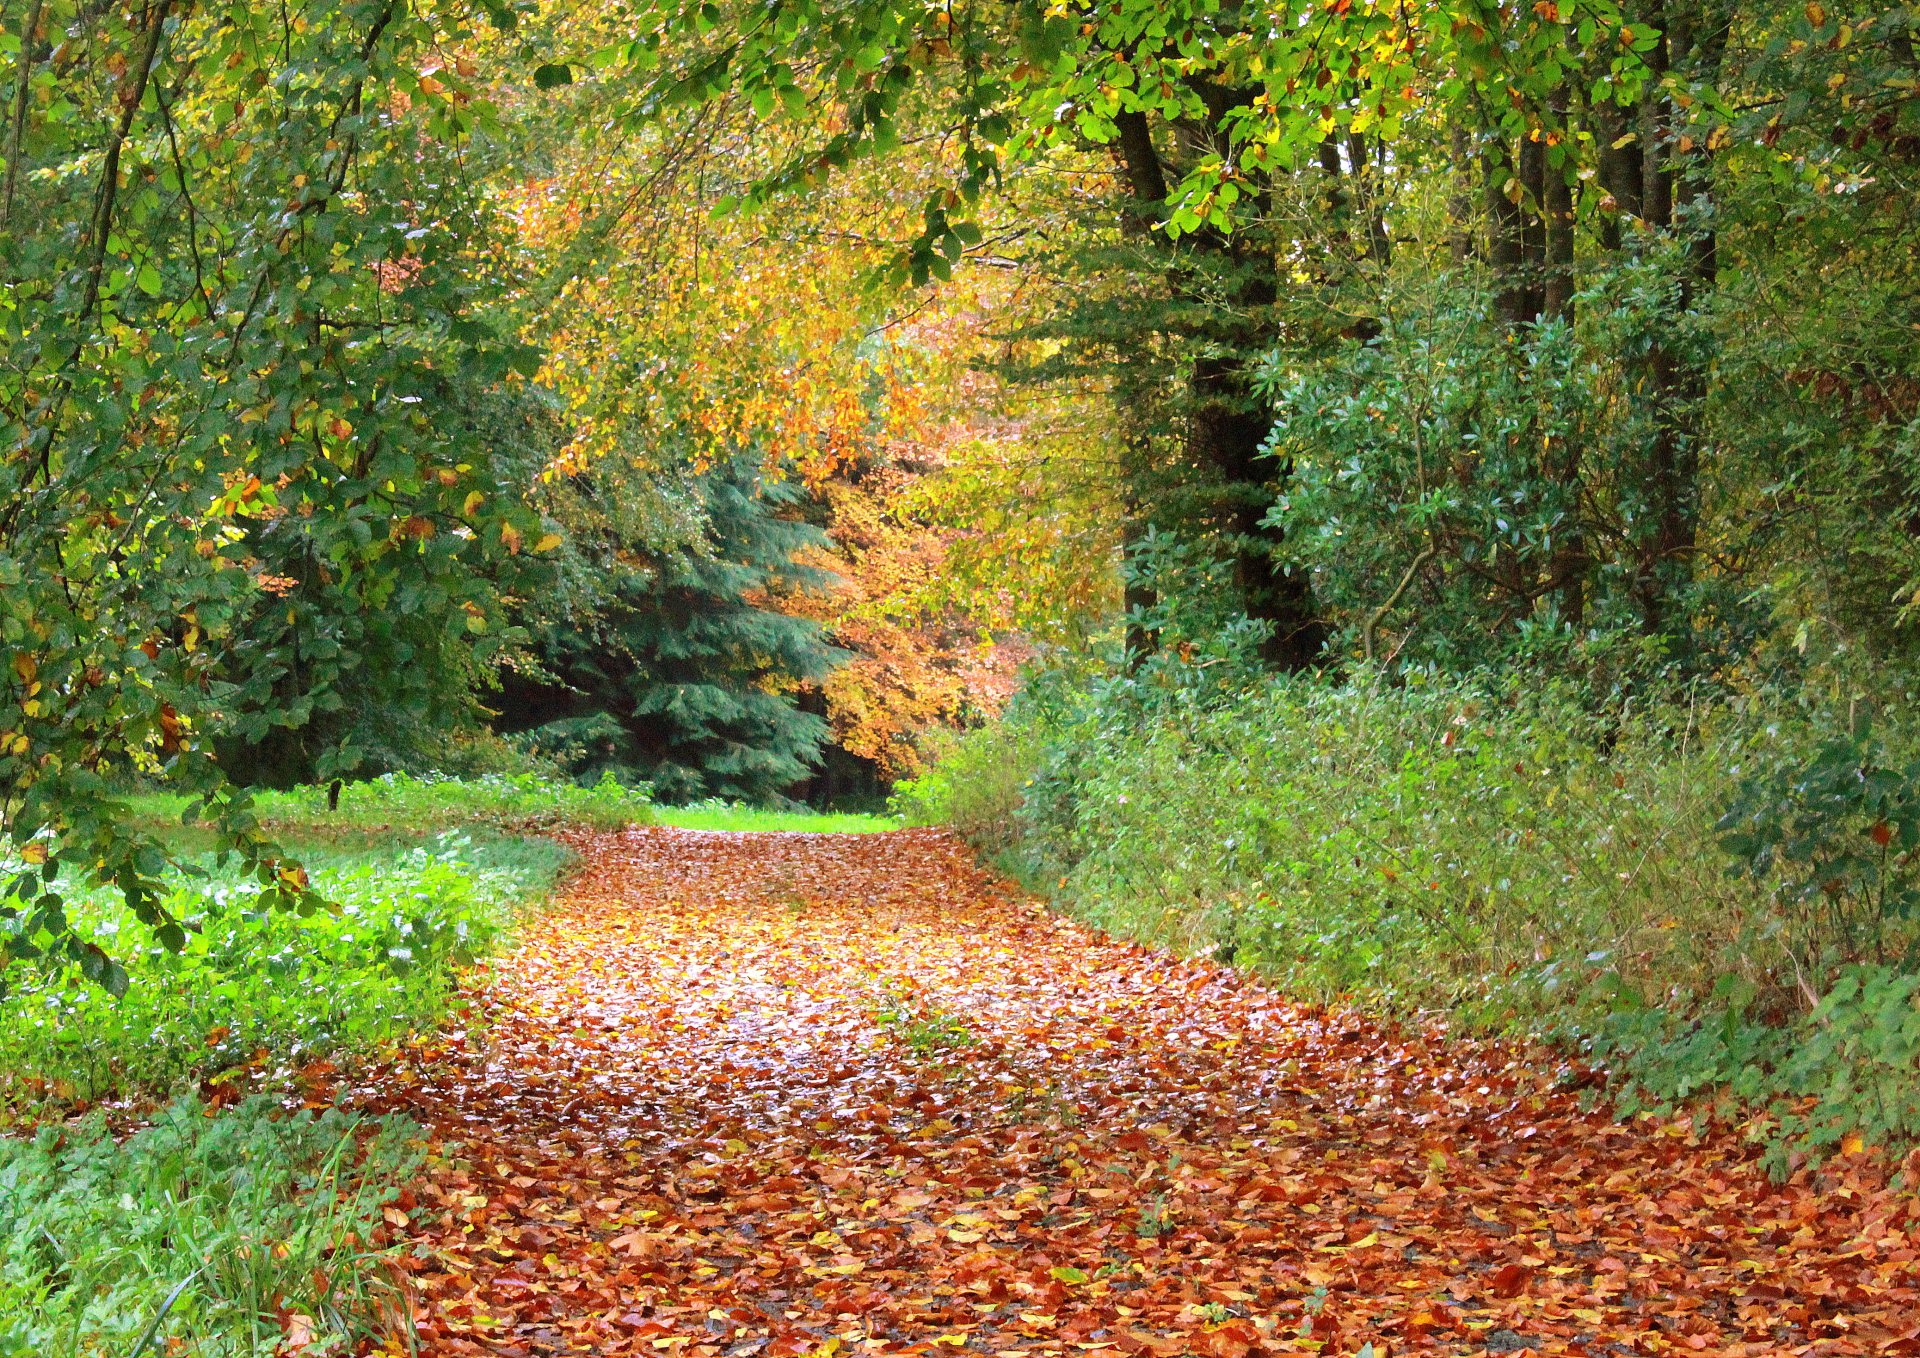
[0,829,568,1117]
[896,669,1920,1170]
[0,1098,419,1358]
[0,775,602,1355]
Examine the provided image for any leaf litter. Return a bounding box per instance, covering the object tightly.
[355,827,1920,1357]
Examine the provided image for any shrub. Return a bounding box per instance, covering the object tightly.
[891,722,1044,857]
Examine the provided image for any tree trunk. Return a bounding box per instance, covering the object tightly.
[1484,141,1537,328]
[1519,131,1548,321]
[1109,104,1324,669]
[1543,94,1576,321]
[1628,0,1725,649]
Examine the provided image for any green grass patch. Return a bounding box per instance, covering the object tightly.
[126,770,655,850]
[654,802,898,833]
[0,1096,418,1358]
[1,775,603,1354]
[0,830,568,1120]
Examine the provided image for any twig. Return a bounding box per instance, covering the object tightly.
[1,0,45,229]
[1362,545,1434,663]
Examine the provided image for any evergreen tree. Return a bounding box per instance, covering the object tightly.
[501,454,845,802]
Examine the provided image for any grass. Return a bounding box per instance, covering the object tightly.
[127,770,656,847]
[0,830,568,1119]
[653,802,898,833]
[0,1097,418,1358]
[903,670,1920,1169]
[0,773,602,1357]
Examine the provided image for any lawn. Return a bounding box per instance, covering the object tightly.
[653,803,898,833]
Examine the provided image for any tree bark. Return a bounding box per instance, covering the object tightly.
[1627,0,1726,649]
[1108,101,1324,669]
[1484,141,1535,327]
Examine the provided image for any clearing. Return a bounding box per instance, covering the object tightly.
[365,827,1920,1357]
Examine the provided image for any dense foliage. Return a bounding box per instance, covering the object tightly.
[894,662,1920,1165]
[506,455,844,801]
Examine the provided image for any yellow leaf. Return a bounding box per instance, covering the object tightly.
[1843,1132,1866,1156]
[20,842,47,865]
[534,532,564,553]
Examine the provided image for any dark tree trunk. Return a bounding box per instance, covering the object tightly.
[1485,142,1537,328]
[1627,0,1725,650]
[1519,131,1548,321]
[1448,122,1476,265]
[1109,102,1324,670]
[1544,92,1577,321]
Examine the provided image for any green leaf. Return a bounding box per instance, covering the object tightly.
[1049,1265,1089,1284]
[533,63,574,89]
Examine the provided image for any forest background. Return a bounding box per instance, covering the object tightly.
[5,0,1920,1174]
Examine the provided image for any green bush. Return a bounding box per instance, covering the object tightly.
[891,723,1044,856]
[0,832,568,1118]
[0,1096,418,1357]
[920,666,1920,1165]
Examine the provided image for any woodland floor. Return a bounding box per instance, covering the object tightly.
[361,828,1920,1358]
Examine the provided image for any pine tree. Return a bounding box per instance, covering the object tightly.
[502,454,845,802]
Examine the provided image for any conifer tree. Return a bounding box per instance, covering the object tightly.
[504,455,844,802]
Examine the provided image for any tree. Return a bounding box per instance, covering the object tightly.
[504,455,844,802]
[0,0,546,980]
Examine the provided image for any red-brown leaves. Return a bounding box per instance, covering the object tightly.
[360,828,1920,1357]
[1488,1262,1531,1299]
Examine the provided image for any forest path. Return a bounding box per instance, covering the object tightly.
[370,827,1920,1358]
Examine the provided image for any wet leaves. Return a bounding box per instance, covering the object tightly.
[364,828,1920,1357]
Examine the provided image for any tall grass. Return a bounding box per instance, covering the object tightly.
[899,670,1920,1166]
[0,1097,418,1357]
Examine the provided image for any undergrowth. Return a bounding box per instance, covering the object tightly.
[127,770,654,847]
[0,775,588,1354]
[0,831,567,1119]
[897,667,1920,1171]
[0,1097,417,1358]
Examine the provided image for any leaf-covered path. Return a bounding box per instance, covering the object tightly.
[367,829,1920,1357]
